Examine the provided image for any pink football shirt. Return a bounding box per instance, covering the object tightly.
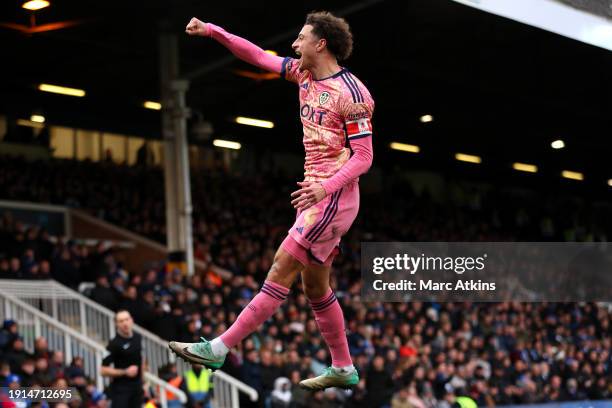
[281,57,375,183]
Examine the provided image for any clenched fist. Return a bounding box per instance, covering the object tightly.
[124,365,139,378]
[185,17,210,37]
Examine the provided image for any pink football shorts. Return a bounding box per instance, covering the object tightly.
[281,181,359,266]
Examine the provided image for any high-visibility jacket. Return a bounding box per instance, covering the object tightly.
[456,396,477,408]
[165,375,183,401]
[185,368,211,402]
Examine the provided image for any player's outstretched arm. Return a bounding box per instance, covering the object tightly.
[186,17,284,74]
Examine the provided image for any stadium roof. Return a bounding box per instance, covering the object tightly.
[2,0,611,188]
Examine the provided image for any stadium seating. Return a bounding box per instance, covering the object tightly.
[1,155,610,407]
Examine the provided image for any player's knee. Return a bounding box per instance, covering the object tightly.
[266,253,301,288]
[266,261,282,281]
[265,263,292,288]
[303,281,328,300]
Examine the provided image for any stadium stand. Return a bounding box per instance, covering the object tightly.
[0,155,610,407]
[0,321,108,407]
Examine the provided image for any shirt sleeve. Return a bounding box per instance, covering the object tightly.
[207,23,284,73]
[341,95,373,142]
[280,57,306,84]
[101,343,114,366]
[320,95,374,195]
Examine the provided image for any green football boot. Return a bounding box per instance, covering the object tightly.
[299,366,359,390]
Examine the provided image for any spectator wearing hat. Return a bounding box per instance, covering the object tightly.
[0,320,18,356]
[0,373,22,407]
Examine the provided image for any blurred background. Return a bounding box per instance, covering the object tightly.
[0,0,610,407]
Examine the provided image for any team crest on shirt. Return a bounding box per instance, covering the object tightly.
[319,91,330,105]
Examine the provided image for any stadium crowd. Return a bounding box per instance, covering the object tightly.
[0,320,108,407]
[0,154,611,407]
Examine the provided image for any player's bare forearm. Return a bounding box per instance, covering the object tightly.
[101,364,138,378]
[100,365,126,378]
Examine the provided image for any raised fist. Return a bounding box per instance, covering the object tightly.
[185,17,209,36]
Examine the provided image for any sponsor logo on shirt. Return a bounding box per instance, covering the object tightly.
[300,103,327,125]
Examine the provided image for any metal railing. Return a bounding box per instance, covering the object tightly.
[0,286,106,390]
[145,370,189,407]
[0,279,170,374]
[212,370,258,408]
[1,279,258,407]
[0,199,71,236]
[0,199,256,407]
[0,286,187,406]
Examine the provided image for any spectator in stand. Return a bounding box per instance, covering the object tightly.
[182,364,213,408]
[65,356,86,381]
[270,376,292,408]
[33,336,52,360]
[0,258,9,278]
[0,320,19,356]
[7,336,30,373]
[0,374,22,406]
[8,257,22,279]
[366,356,394,407]
[51,245,80,289]
[17,357,35,387]
[48,350,66,380]
[119,285,140,318]
[33,356,54,386]
[90,275,119,311]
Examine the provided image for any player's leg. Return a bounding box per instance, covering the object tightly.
[129,387,144,408]
[215,244,304,349]
[169,245,304,369]
[296,183,360,390]
[108,387,132,408]
[298,259,358,390]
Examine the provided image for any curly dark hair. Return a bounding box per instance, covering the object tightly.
[305,11,354,61]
